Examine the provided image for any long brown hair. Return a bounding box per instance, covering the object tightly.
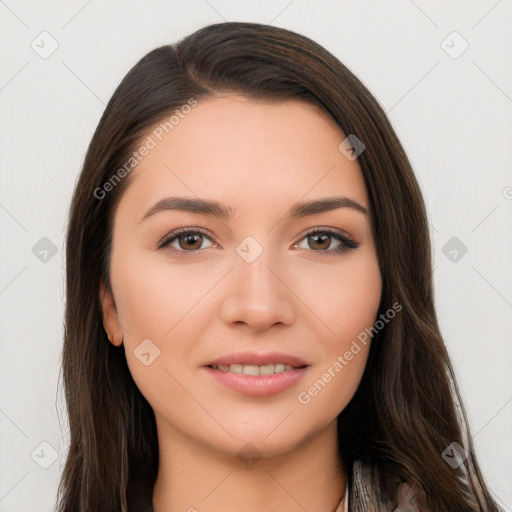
[57,21,500,511]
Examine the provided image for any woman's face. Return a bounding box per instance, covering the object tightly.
[101,95,382,458]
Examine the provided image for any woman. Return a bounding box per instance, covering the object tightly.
[57,21,501,511]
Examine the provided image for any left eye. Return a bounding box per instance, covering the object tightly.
[159,230,214,251]
[294,230,358,252]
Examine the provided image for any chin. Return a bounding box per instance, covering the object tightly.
[208,419,329,462]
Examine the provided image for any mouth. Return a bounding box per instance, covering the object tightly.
[203,351,309,397]
[208,362,306,375]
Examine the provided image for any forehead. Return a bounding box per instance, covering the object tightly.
[117,95,369,220]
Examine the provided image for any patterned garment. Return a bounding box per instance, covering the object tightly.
[348,457,500,512]
[349,459,422,511]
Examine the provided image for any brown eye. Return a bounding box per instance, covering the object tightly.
[307,233,332,250]
[159,230,214,252]
[178,232,203,250]
[294,229,359,254]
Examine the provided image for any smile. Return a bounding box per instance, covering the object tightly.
[209,363,300,375]
[203,351,309,396]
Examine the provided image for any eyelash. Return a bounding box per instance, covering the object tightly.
[158,227,360,256]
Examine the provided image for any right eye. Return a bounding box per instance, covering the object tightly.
[158,228,216,253]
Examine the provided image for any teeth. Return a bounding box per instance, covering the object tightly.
[242,364,260,376]
[229,363,243,374]
[259,364,274,375]
[211,363,297,375]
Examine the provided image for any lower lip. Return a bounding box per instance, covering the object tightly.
[203,366,308,397]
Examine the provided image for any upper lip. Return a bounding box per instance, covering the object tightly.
[205,350,309,368]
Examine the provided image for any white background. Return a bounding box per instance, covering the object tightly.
[0,1,511,510]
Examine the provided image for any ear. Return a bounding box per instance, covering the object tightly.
[99,277,124,346]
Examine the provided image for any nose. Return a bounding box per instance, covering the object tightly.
[220,251,296,332]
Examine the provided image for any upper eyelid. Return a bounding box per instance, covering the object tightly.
[294,226,358,246]
[300,226,353,238]
[158,227,218,247]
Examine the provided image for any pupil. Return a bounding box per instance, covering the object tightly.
[180,233,202,250]
[309,234,330,250]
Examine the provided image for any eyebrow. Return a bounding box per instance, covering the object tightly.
[139,195,368,223]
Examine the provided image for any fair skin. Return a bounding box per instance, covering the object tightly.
[100,95,382,512]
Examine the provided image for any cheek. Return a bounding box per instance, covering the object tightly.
[109,250,224,397]
[110,248,220,340]
[296,345,369,428]
[273,251,381,416]
[295,263,380,420]
[291,251,382,344]
[111,253,202,415]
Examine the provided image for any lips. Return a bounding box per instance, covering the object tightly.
[205,351,308,369]
[211,363,296,375]
[203,351,309,397]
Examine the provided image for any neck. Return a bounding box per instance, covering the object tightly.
[152,419,345,512]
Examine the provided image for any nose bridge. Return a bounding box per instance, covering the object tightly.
[235,234,277,290]
[241,252,274,297]
[219,238,296,330]
[236,241,281,304]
